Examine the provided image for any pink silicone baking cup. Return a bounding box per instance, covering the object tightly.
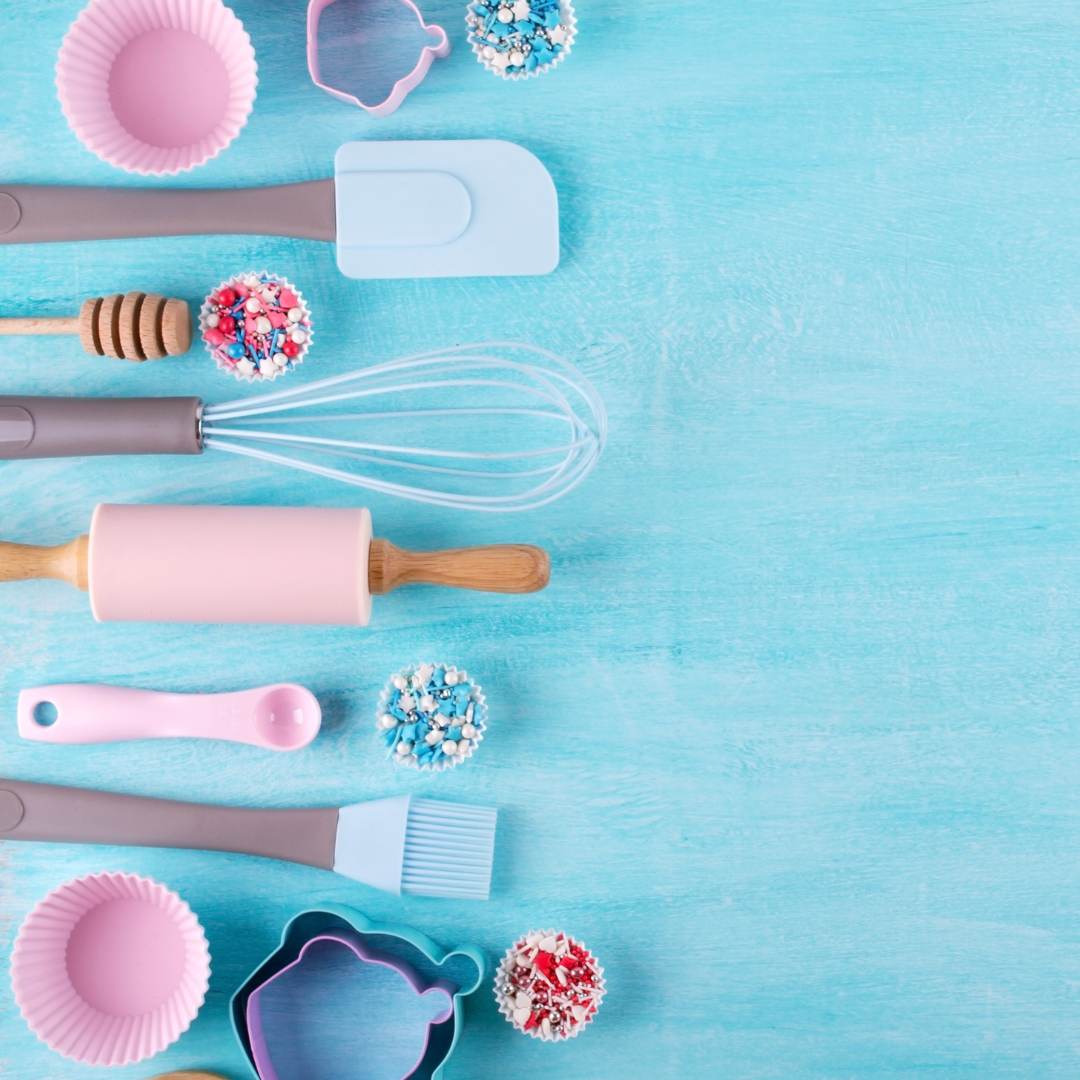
[10,871,211,1066]
[56,0,258,176]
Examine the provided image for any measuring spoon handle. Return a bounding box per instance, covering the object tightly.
[17,683,320,750]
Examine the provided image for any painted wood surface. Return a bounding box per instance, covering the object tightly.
[2,0,1080,1076]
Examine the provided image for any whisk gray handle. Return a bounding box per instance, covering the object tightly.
[0,182,337,245]
[0,776,339,871]
[0,396,202,458]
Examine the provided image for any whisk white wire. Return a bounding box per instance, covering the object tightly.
[201,343,607,511]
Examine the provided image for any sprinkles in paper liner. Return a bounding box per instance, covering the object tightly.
[495,930,605,1040]
[200,271,312,381]
[466,0,575,79]
[377,662,486,772]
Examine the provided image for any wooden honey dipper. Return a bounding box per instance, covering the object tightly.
[0,291,191,360]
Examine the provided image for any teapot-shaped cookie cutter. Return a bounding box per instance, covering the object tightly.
[231,905,484,1080]
[307,0,450,116]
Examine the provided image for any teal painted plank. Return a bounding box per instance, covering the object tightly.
[3,0,1080,1077]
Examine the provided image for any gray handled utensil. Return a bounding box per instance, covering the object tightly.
[0,336,606,512]
[0,140,558,279]
[0,777,497,899]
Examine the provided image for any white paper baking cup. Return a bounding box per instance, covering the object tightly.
[494,929,605,1040]
[467,0,575,80]
[378,662,487,772]
[200,271,313,382]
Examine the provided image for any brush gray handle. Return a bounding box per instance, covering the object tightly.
[0,776,338,871]
[0,182,337,245]
[0,396,202,458]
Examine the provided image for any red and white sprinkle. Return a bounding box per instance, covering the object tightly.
[494,930,605,1040]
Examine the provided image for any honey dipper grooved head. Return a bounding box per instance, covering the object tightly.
[77,293,192,360]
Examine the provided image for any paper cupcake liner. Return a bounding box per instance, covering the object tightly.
[494,929,605,1041]
[56,0,257,175]
[10,871,211,1067]
[377,662,487,772]
[467,0,575,80]
[200,271,313,382]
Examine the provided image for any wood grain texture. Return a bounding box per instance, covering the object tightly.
[0,294,189,357]
[2,0,1080,1078]
[0,536,88,589]
[78,295,103,355]
[161,297,192,357]
[0,316,80,335]
[368,539,551,594]
[139,293,169,360]
[146,1073,229,1080]
[118,291,147,361]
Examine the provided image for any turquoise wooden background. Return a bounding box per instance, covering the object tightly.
[3,0,1080,1076]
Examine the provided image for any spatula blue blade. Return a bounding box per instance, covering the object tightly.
[334,139,559,279]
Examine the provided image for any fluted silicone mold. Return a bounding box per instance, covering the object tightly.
[10,871,211,1066]
[56,0,258,175]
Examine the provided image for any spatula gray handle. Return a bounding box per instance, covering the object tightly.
[0,396,202,458]
[0,776,338,871]
[0,181,336,245]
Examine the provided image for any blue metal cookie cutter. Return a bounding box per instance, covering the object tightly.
[231,905,485,1080]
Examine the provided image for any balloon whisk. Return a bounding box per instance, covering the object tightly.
[200,343,607,511]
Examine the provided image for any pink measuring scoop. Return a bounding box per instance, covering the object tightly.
[307,0,450,117]
[18,682,321,751]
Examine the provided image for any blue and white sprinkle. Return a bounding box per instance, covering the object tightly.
[466,0,576,79]
[378,663,487,772]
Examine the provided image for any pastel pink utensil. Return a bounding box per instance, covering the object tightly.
[10,871,210,1066]
[56,0,258,175]
[18,682,321,751]
[307,0,449,116]
[0,504,550,625]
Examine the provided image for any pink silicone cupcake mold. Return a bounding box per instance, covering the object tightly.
[56,0,258,176]
[10,871,211,1066]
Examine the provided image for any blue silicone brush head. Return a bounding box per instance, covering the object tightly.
[402,798,497,900]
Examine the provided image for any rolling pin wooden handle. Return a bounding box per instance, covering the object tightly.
[148,1073,230,1080]
[368,538,550,595]
[0,536,88,590]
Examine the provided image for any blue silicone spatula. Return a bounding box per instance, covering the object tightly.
[0,140,558,279]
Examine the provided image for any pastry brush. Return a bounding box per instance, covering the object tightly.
[0,777,496,900]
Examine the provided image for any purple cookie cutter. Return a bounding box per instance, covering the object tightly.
[231,906,484,1080]
[307,0,450,117]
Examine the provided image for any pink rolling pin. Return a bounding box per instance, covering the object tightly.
[18,683,320,751]
[0,504,549,625]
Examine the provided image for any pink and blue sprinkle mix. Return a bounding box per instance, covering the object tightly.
[200,272,312,382]
[377,663,486,771]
